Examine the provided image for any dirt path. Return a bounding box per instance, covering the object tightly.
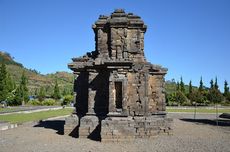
[0,114,230,152]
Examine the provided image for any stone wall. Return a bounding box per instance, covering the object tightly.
[101,116,172,142]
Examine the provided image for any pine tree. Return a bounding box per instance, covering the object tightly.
[188,80,192,94]
[5,73,16,103]
[38,87,45,102]
[45,85,53,97]
[20,71,29,104]
[180,77,185,93]
[208,78,223,125]
[34,88,38,97]
[214,77,219,90]
[208,78,223,104]
[53,79,61,100]
[176,82,180,91]
[6,73,15,93]
[198,77,204,93]
[210,79,214,90]
[0,61,7,101]
[14,86,23,105]
[12,71,29,105]
[224,80,229,97]
[62,88,68,96]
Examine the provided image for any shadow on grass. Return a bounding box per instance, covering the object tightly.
[180,118,230,127]
[34,120,65,135]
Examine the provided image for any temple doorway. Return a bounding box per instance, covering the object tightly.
[115,82,122,109]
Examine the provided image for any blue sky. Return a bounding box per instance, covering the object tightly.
[0,0,230,91]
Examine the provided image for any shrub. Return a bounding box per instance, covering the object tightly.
[28,99,42,106]
[62,95,73,106]
[188,90,207,106]
[207,88,223,104]
[175,91,189,106]
[166,93,178,106]
[42,99,56,106]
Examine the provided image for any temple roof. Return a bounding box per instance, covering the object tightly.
[93,9,147,30]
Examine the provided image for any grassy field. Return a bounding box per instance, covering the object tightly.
[0,108,73,124]
[166,107,230,113]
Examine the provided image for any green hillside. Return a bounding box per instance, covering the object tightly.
[0,51,74,95]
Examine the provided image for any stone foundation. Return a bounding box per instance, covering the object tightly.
[64,114,172,142]
[101,115,172,142]
[64,114,79,136]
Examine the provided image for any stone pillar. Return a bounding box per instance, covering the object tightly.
[144,72,149,116]
[73,73,79,114]
[122,79,128,115]
[87,72,97,115]
[108,75,116,113]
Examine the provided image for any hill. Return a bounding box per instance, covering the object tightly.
[0,51,73,95]
[0,51,23,67]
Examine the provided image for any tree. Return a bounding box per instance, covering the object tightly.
[189,90,206,105]
[11,71,29,105]
[198,77,204,93]
[187,80,193,102]
[166,93,177,106]
[5,73,16,104]
[208,88,223,105]
[176,82,180,91]
[175,91,189,106]
[34,88,38,97]
[53,79,61,100]
[19,71,29,104]
[180,77,185,93]
[189,90,206,119]
[208,87,223,126]
[38,87,45,102]
[6,73,16,92]
[188,80,193,94]
[45,85,52,97]
[0,61,7,101]
[13,87,23,105]
[214,77,219,90]
[62,88,68,96]
[224,80,229,97]
[210,79,214,90]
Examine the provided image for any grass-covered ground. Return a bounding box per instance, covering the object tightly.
[0,108,73,124]
[166,107,230,113]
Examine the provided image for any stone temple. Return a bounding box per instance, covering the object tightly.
[64,9,172,141]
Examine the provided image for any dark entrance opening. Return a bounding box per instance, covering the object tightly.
[115,82,122,109]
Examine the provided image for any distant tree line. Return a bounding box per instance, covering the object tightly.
[166,76,230,106]
[0,61,73,106]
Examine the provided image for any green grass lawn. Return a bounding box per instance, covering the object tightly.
[0,108,73,124]
[166,108,230,113]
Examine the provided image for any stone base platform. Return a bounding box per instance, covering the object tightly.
[101,115,173,142]
[64,114,173,142]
